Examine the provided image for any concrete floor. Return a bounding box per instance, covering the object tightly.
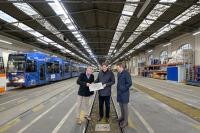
[0,75,199,133]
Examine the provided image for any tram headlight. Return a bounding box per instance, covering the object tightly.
[15,78,25,83]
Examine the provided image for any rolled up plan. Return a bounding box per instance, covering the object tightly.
[89,82,104,91]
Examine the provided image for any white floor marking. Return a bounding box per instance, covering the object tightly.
[130,106,154,133]
[17,90,75,133]
[0,97,24,106]
[52,103,77,133]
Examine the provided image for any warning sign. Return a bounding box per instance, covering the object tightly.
[95,124,110,131]
[0,73,6,93]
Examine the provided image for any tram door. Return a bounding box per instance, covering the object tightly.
[39,64,45,81]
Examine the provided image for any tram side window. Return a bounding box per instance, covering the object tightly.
[47,62,53,73]
[0,57,5,73]
[65,64,69,73]
[26,60,37,72]
[40,64,45,80]
[73,66,76,72]
[54,63,60,73]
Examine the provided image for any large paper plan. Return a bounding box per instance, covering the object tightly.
[89,82,104,91]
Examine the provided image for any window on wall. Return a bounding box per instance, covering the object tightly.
[179,44,192,50]
[160,51,168,60]
[148,54,154,61]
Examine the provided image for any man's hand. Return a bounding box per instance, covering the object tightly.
[86,83,91,87]
[103,84,106,88]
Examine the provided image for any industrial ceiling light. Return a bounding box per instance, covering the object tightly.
[0,39,12,44]
[163,43,171,47]
[37,38,48,45]
[148,50,153,53]
[193,30,200,36]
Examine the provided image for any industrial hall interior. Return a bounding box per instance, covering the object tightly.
[0,0,200,133]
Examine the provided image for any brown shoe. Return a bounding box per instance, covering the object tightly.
[117,117,124,122]
[76,118,81,125]
[120,122,128,128]
[106,118,110,123]
[98,117,103,122]
[85,116,92,121]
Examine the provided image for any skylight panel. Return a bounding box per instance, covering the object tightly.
[171,5,200,25]
[0,10,17,23]
[122,3,199,61]
[1,5,85,61]
[160,0,177,3]
[106,0,139,60]
[47,0,99,65]
[11,1,89,61]
[48,3,65,16]
[122,10,133,16]
[13,22,32,31]
[115,1,175,58]
[13,3,37,16]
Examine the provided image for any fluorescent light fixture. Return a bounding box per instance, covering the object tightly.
[37,38,48,45]
[68,25,76,30]
[193,30,200,36]
[160,0,177,3]
[148,50,153,53]
[0,39,12,44]
[75,34,81,38]
[122,10,133,16]
[163,43,171,47]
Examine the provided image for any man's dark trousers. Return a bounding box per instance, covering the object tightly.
[99,95,111,118]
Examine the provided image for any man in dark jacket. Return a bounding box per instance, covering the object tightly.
[116,62,132,128]
[76,66,94,124]
[95,63,115,122]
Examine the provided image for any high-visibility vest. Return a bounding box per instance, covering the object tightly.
[0,73,6,93]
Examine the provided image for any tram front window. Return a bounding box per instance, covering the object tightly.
[0,57,5,74]
[7,55,25,73]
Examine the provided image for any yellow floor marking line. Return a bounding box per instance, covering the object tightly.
[128,116,136,129]
[193,124,200,130]
[134,83,200,123]
[80,110,86,122]
[32,104,44,112]
[17,98,28,104]
[0,118,21,133]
